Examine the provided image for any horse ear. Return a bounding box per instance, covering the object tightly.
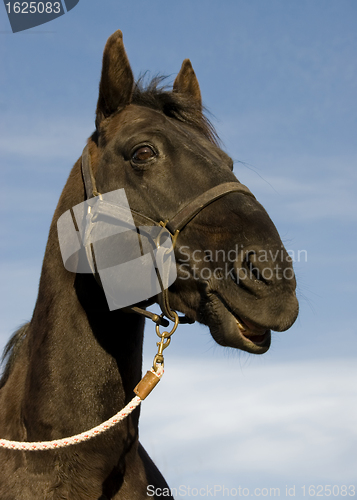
[96,30,134,128]
[173,59,202,107]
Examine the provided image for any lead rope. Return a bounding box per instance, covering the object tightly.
[0,313,178,451]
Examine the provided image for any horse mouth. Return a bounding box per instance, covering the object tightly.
[201,293,272,354]
[235,316,271,347]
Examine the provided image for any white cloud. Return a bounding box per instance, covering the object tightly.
[259,173,357,223]
[214,109,357,225]
[139,357,357,491]
[0,113,92,165]
[230,156,357,224]
[1,186,59,216]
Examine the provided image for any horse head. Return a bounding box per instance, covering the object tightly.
[82,30,298,355]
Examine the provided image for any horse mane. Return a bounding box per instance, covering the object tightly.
[130,75,220,146]
[0,323,28,389]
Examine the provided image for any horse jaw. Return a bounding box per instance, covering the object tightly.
[203,294,272,354]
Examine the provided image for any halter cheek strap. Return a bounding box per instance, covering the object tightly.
[81,144,100,198]
[80,144,255,325]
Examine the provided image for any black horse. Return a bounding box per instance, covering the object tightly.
[0,30,298,499]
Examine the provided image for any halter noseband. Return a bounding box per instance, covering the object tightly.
[81,144,256,326]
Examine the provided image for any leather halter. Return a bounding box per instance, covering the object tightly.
[81,144,255,324]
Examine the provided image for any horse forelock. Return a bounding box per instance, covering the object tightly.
[97,75,220,148]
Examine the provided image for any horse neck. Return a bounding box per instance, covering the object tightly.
[23,161,145,441]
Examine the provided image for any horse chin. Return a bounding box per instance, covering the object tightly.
[204,295,271,354]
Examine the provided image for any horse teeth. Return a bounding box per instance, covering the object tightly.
[235,318,247,332]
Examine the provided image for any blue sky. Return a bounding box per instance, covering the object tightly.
[1,1,356,497]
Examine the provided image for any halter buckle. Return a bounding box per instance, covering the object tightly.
[153,311,179,372]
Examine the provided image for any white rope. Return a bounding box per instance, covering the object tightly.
[0,367,163,451]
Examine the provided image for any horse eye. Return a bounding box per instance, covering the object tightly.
[132,146,156,162]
